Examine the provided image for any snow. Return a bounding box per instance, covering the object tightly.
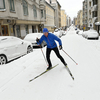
[0,26,100,100]
[82,29,99,38]
[24,33,43,42]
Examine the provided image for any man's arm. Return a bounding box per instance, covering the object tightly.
[53,34,62,46]
[36,35,44,45]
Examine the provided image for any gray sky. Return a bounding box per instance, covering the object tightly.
[57,0,84,20]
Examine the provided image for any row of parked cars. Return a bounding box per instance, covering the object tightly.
[0,36,33,65]
[0,29,67,65]
[76,28,99,40]
[53,28,67,38]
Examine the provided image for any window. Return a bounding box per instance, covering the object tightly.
[16,25,21,38]
[33,5,37,18]
[25,25,28,34]
[44,10,46,19]
[41,10,43,18]
[9,0,15,11]
[0,0,5,9]
[23,0,28,16]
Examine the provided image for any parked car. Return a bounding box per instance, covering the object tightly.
[24,33,47,48]
[61,30,66,36]
[76,29,80,34]
[54,29,62,38]
[78,30,83,35]
[76,29,83,35]
[82,29,99,39]
[75,27,77,30]
[0,36,33,65]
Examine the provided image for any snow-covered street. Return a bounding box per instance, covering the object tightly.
[0,27,100,100]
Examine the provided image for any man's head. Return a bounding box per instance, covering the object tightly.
[43,28,49,37]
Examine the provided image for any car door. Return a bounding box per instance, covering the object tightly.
[1,38,16,60]
[13,37,26,56]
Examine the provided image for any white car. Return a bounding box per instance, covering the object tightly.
[76,29,80,34]
[0,36,33,65]
[78,30,83,35]
[82,29,99,39]
[54,29,62,38]
[76,29,83,35]
[24,33,46,48]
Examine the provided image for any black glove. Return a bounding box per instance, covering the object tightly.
[36,38,40,43]
[59,45,62,50]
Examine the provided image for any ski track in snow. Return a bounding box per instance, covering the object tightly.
[0,26,100,100]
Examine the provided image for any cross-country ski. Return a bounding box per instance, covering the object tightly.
[29,64,59,82]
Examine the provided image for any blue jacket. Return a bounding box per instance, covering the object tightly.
[38,33,62,49]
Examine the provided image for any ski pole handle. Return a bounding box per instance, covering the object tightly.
[62,49,78,65]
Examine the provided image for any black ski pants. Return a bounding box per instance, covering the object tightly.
[46,47,66,67]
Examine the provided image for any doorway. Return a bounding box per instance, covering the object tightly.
[1,25,9,36]
[32,26,34,33]
[16,25,21,38]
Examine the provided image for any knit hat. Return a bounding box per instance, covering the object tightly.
[43,28,49,33]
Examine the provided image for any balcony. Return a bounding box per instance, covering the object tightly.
[39,0,45,9]
[92,5,97,11]
[92,0,98,6]
[85,9,87,13]
[92,17,97,23]
[89,15,92,19]
[89,7,92,11]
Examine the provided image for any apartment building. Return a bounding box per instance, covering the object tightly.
[58,2,61,28]
[77,10,83,29]
[45,0,61,29]
[97,0,100,33]
[0,0,46,38]
[83,0,88,31]
[93,0,100,33]
[61,10,67,29]
[74,17,78,27]
[44,1,55,32]
[67,16,71,27]
[83,0,99,31]
[87,0,92,28]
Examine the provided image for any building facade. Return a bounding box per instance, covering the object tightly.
[77,10,83,29]
[83,0,88,31]
[45,0,61,29]
[44,1,55,32]
[66,16,71,28]
[82,0,99,31]
[57,2,61,28]
[74,17,78,27]
[61,10,67,29]
[0,0,46,38]
[97,0,100,33]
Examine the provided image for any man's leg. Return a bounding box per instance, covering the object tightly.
[46,48,52,68]
[53,47,67,66]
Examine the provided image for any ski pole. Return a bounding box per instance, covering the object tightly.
[62,49,78,65]
[40,46,49,67]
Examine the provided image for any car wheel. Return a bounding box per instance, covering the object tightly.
[0,55,7,65]
[96,37,99,40]
[27,46,33,54]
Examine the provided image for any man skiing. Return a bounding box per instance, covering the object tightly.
[36,28,67,70]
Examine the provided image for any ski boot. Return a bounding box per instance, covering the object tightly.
[64,62,67,67]
[47,65,52,71]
